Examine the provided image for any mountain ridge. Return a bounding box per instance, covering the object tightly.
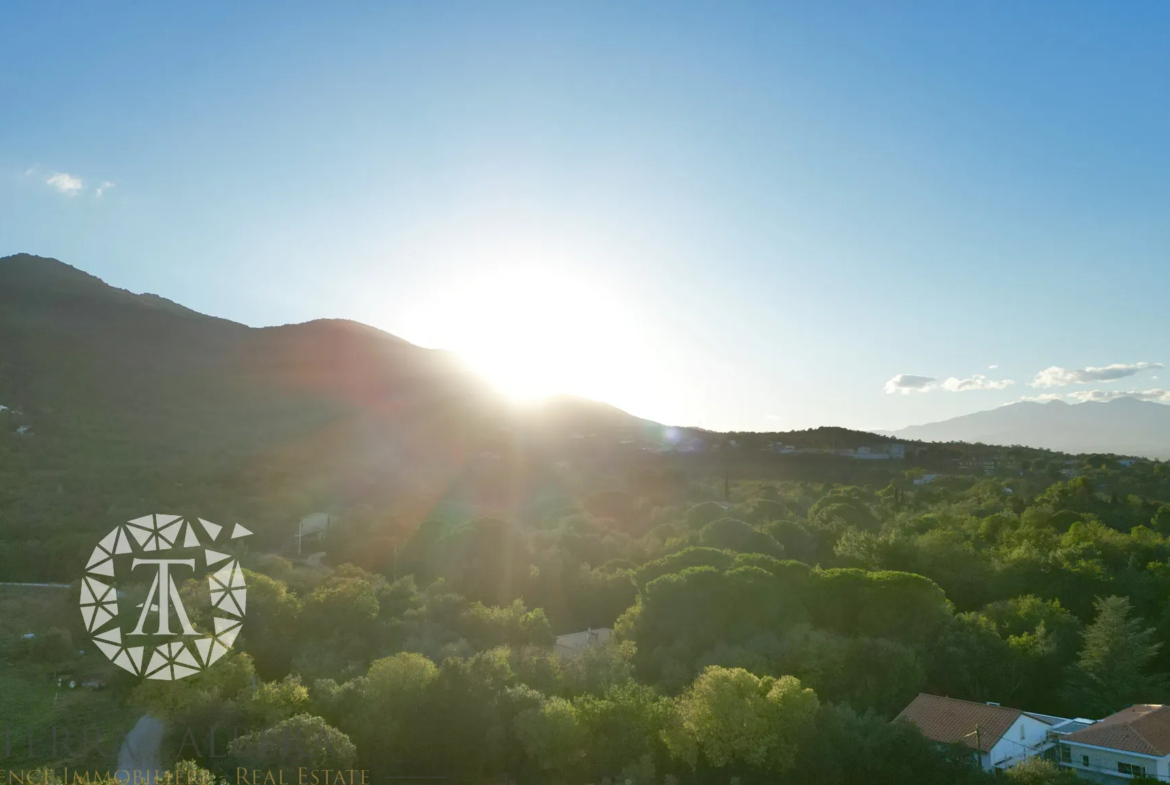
[0,253,659,441]
[889,398,1170,458]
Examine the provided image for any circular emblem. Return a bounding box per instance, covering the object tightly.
[79,515,252,681]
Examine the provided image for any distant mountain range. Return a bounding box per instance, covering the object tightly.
[888,398,1170,459]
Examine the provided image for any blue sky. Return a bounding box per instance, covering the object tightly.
[3,2,1168,431]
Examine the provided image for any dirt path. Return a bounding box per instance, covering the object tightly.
[117,715,164,784]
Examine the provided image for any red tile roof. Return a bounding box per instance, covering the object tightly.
[895,694,1023,753]
[1065,705,1170,757]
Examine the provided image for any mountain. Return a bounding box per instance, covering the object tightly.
[889,398,1170,458]
[0,253,652,440]
[0,254,661,577]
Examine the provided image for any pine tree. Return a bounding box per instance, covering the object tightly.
[1065,596,1167,717]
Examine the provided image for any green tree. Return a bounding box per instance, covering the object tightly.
[790,704,988,785]
[1003,757,1081,784]
[1152,504,1170,536]
[247,674,310,726]
[662,666,819,775]
[230,714,357,776]
[1065,596,1167,716]
[513,695,586,774]
[697,518,785,557]
[575,683,669,782]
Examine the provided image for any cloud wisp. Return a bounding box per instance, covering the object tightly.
[1030,362,1163,388]
[45,172,84,193]
[884,374,937,395]
[28,167,114,197]
[941,375,1015,392]
[1065,389,1170,403]
[885,372,1014,394]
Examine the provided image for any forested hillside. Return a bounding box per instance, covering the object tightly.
[0,254,657,579]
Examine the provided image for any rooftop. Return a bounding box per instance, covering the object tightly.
[1064,704,1170,757]
[896,694,1027,753]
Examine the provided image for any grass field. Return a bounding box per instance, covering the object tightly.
[0,586,140,773]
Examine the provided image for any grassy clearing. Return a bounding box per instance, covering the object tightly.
[0,586,139,773]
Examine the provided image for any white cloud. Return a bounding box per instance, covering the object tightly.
[988,365,999,370]
[45,172,84,193]
[1066,389,1170,403]
[1030,361,1163,388]
[95,181,115,197]
[941,374,1015,392]
[1019,393,1064,402]
[884,374,937,394]
[886,371,1015,394]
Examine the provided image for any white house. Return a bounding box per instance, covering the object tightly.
[914,474,940,485]
[896,694,1058,771]
[554,628,611,660]
[1059,704,1170,781]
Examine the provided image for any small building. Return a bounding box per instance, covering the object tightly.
[1059,704,1170,781]
[1120,460,1137,468]
[15,426,31,435]
[896,694,1057,771]
[296,512,334,555]
[914,474,940,485]
[554,628,611,660]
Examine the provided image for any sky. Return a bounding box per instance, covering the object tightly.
[3,2,1169,432]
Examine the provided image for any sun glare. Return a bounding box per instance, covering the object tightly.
[406,266,649,407]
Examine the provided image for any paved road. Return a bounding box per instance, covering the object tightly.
[117,715,165,785]
[0,582,71,588]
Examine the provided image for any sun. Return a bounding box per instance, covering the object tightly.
[404,265,649,406]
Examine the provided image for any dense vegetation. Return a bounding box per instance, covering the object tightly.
[7,450,1170,784]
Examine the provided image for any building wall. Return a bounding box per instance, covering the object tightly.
[988,715,1055,769]
[1061,742,1169,781]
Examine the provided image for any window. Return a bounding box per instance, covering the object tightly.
[1082,755,1090,767]
[1118,762,1147,777]
[1060,746,1071,764]
[1020,725,1026,740]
